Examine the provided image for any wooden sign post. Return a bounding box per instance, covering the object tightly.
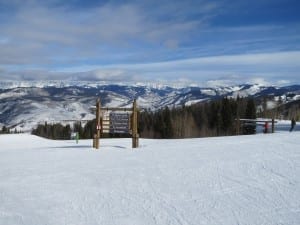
[132,99,139,148]
[94,98,101,149]
[92,98,139,149]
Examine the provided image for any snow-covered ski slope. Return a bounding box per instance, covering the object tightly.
[0,132,299,225]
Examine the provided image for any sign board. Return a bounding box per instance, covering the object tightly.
[93,98,139,149]
[109,112,130,133]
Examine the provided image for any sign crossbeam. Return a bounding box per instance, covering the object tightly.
[101,107,133,112]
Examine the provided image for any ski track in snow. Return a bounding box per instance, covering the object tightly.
[0,133,299,225]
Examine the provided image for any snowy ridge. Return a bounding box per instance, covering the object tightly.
[0,132,299,225]
[1,83,300,131]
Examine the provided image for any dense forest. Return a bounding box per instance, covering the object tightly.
[32,120,95,140]
[0,126,10,134]
[139,97,256,138]
[0,126,22,135]
[32,123,72,140]
[31,97,257,139]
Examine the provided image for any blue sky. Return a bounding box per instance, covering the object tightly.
[0,0,299,86]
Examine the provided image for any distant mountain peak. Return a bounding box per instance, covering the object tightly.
[1,83,300,131]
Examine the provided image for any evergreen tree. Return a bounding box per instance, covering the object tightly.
[245,98,256,119]
[73,122,84,138]
[2,126,7,133]
[161,107,173,138]
[243,98,257,134]
[221,97,233,134]
[32,123,72,140]
[83,119,96,139]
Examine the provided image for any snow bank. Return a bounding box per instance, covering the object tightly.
[0,133,299,225]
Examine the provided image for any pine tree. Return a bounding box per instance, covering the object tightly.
[161,107,173,138]
[221,97,233,134]
[243,98,257,134]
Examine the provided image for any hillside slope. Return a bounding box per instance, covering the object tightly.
[1,84,300,131]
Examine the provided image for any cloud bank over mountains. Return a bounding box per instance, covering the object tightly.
[0,0,299,86]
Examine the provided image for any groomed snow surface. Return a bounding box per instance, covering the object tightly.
[0,132,299,225]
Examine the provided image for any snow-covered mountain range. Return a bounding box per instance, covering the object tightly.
[1,81,300,131]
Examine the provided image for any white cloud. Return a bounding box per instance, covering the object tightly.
[0,1,206,66]
[1,51,299,87]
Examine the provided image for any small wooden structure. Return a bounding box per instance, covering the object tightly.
[236,118,276,135]
[93,98,139,149]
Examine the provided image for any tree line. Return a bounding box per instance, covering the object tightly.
[0,126,11,134]
[31,120,131,140]
[31,97,257,139]
[139,97,256,138]
[0,126,23,134]
[31,120,98,140]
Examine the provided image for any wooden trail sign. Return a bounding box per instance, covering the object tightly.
[92,98,139,149]
[109,112,130,133]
